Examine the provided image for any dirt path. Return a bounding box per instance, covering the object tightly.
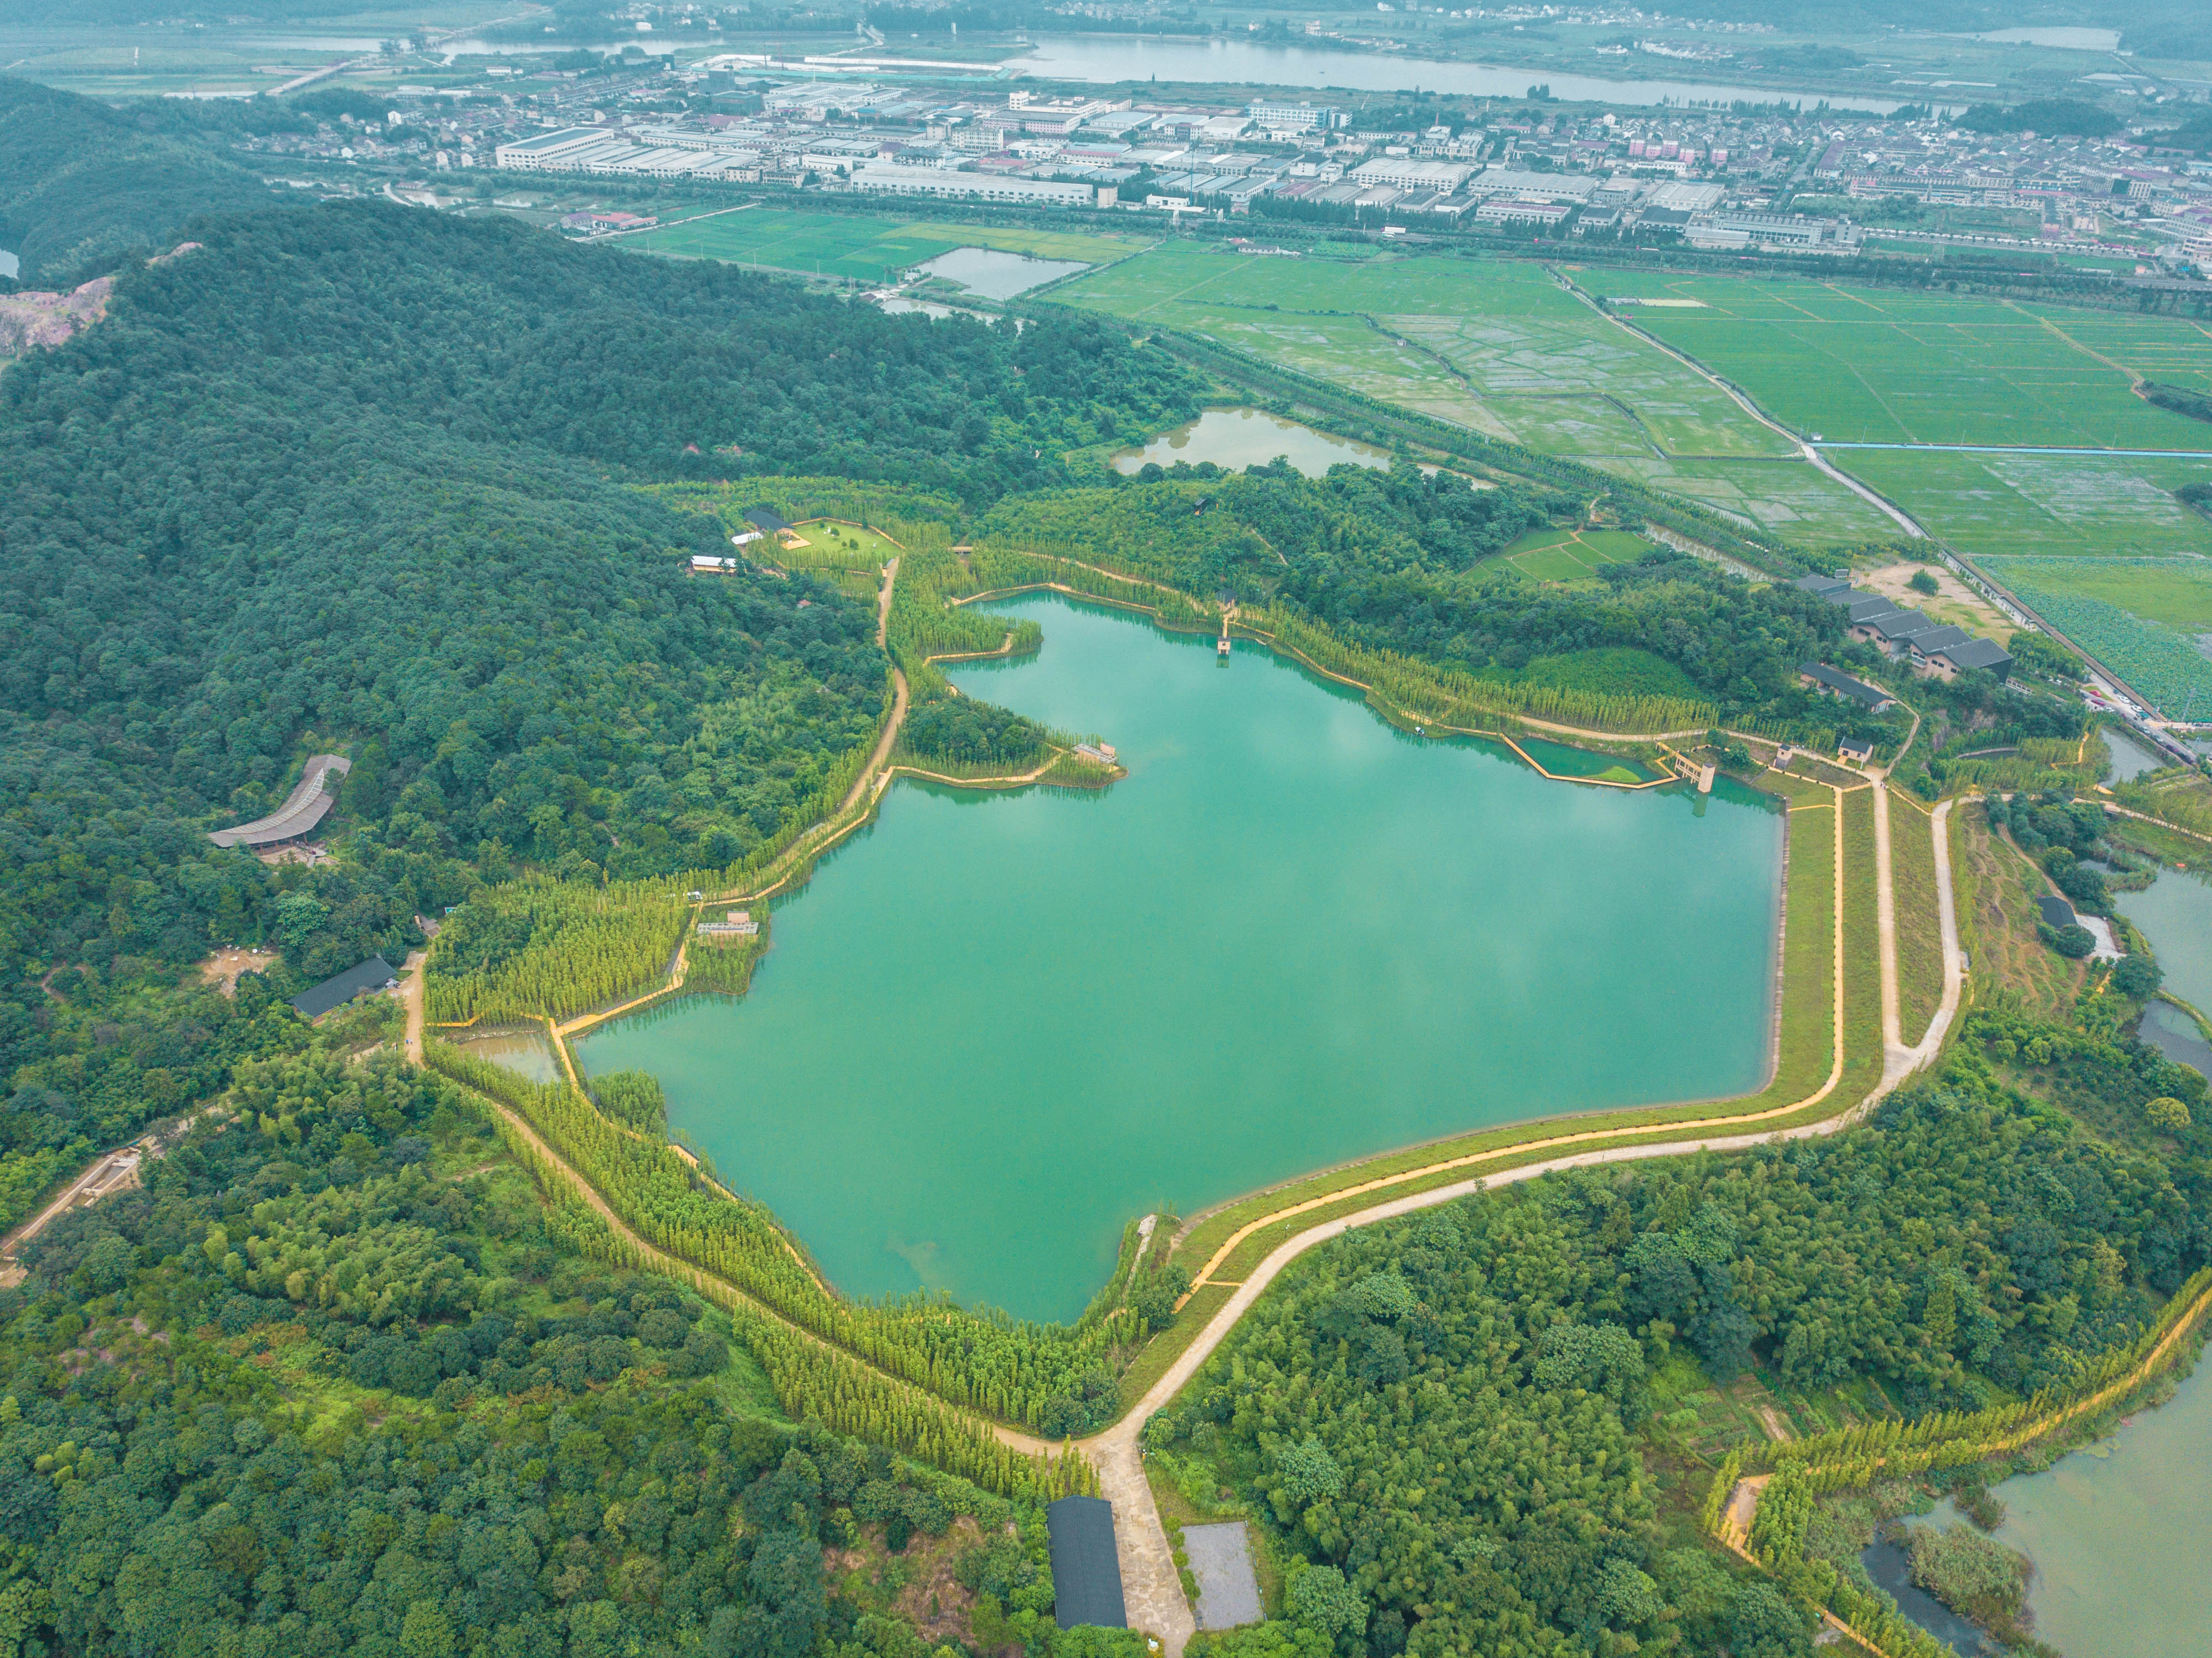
[401,948,426,1065]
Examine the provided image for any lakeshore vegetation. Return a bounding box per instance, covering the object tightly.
[4,150,2212,1658]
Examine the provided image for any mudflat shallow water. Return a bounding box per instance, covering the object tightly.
[578,596,1780,1319]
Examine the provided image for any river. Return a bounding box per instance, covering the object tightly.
[576,594,1780,1320]
[1001,34,1922,112]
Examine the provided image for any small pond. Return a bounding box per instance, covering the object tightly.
[453,1030,561,1086]
[1114,407,1394,477]
[912,247,1089,300]
[2101,725,2169,782]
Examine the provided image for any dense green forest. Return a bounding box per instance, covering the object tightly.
[1149,1016,2211,1658]
[975,467,1917,729]
[0,201,1199,1233]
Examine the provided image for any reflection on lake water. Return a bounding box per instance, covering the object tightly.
[1113,408,1394,477]
[1004,34,1922,111]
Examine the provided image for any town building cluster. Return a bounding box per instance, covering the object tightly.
[230,50,2212,270]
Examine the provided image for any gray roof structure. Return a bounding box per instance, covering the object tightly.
[209,754,351,848]
[1798,662,1896,710]
[1860,608,1944,645]
[1792,573,1853,601]
[2036,894,2078,932]
[1842,596,1903,624]
[1046,1496,1127,1630]
[292,955,398,1020]
[744,507,791,535]
[1903,623,1972,656]
[1927,636,2014,676]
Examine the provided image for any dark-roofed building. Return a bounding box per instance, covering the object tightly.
[1918,634,2012,682]
[292,955,399,1020]
[1842,596,1905,627]
[1838,735,1875,763]
[1792,573,1853,602]
[744,507,792,536]
[1853,607,1948,654]
[1798,662,1896,712]
[2036,894,2077,932]
[1046,1496,1127,1630]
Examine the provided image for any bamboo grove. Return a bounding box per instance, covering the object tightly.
[424,1040,1146,1436]
[426,877,694,1025]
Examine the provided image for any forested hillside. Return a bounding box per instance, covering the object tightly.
[0,79,280,283]
[0,201,1200,1229]
[0,999,1069,1658]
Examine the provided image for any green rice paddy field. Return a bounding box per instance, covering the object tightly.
[1584,272,2212,452]
[631,209,1148,282]
[1481,267,2212,716]
[1059,243,1896,542]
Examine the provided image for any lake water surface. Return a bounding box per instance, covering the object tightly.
[1901,1361,2212,1658]
[913,246,1089,299]
[1113,408,1394,477]
[577,595,1780,1319]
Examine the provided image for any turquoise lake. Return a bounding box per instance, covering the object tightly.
[576,595,1782,1321]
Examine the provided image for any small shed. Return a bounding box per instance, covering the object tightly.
[292,955,399,1020]
[1046,1495,1127,1630]
[1837,736,1874,763]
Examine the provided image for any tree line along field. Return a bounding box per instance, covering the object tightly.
[1056,240,1902,545]
[632,208,1150,284]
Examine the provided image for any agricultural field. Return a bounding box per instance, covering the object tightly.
[1585,270,2212,451]
[633,209,1148,284]
[1067,244,1791,457]
[1840,447,2212,714]
[1604,455,1900,544]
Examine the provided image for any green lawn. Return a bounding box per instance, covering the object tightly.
[1582,270,2212,451]
[633,209,1149,283]
[1493,526,1655,583]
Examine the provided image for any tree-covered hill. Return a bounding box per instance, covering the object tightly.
[0,78,281,283]
[0,201,1200,1202]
